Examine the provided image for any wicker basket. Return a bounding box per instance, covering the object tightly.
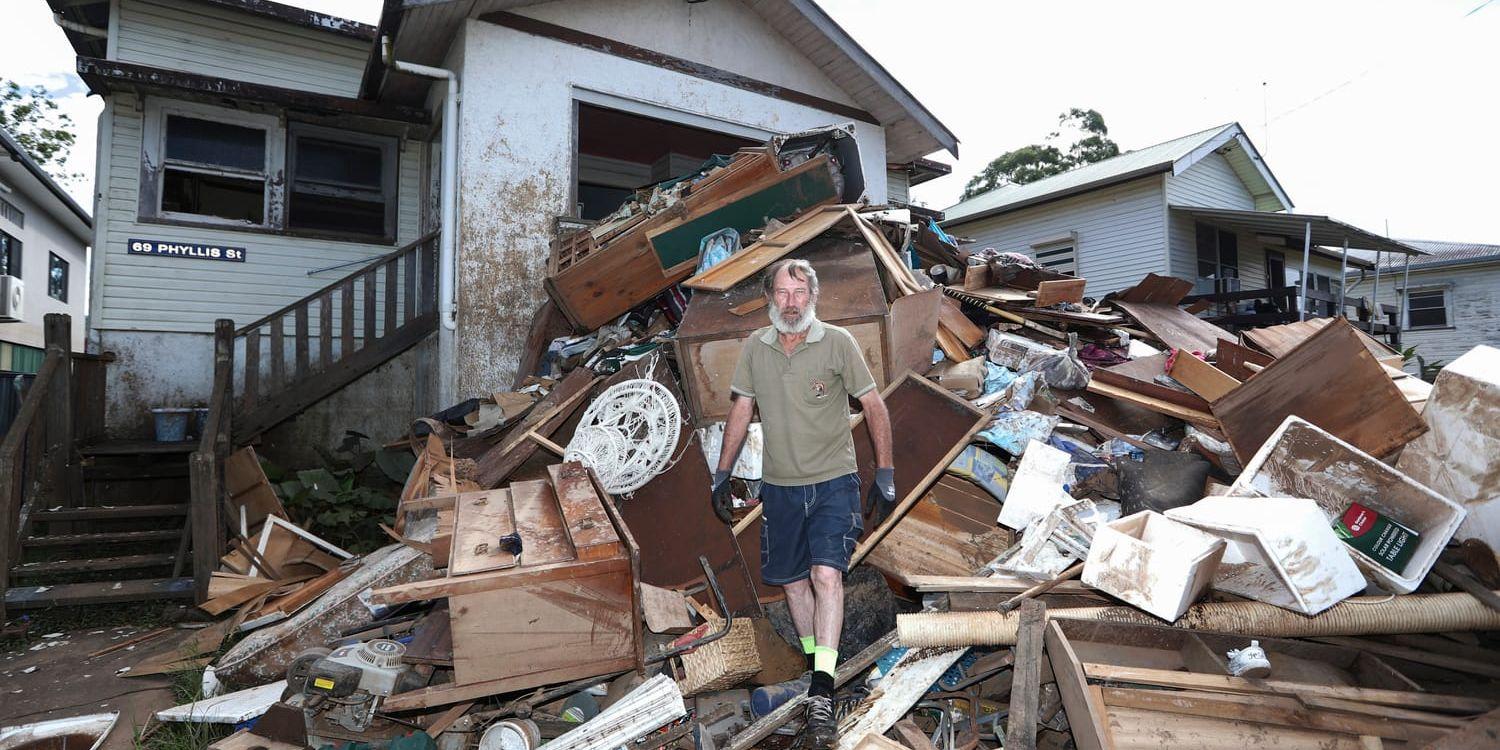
[674,615,762,696]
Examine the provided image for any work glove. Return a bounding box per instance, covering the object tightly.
[866,467,897,525]
[711,469,734,525]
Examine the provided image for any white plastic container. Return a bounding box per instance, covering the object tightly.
[997,439,1072,531]
[1082,510,1226,621]
[1167,496,1366,614]
[1230,416,1465,594]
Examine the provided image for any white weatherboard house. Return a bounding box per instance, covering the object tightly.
[49,0,957,457]
[1346,240,1500,373]
[0,127,91,370]
[940,123,1423,341]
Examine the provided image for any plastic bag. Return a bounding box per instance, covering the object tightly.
[1019,333,1091,390]
[694,227,741,274]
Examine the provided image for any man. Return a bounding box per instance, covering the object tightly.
[712,258,895,748]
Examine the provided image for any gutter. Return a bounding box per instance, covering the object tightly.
[0,126,93,232]
[382,36,458,332]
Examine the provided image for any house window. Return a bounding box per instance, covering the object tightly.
[0,231,19,277]
[0,197,22,228]
[287,124,398,239]
[1406,288,1448,329]
[1031,235,1078,275]
[48,253,68,302]
[159,115,270,225]
[1195,223,1239,293]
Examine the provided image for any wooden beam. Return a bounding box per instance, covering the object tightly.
[369,555,629,605]
[1006,599,1046,750]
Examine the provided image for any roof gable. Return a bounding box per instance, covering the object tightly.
[365,0,956,163]
[943,122,1291,226]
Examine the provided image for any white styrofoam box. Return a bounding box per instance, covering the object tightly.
[1167,496,1366,614]
[1396,345,1500,549]
[1082,510,1226,621]
[997,439,1072,531]
[1230,416,1466,594]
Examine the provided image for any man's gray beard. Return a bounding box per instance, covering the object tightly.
[769,300,817,335]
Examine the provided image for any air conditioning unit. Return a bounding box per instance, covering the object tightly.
[0,276,23,322]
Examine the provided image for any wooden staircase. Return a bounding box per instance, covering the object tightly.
[0,233,440,618]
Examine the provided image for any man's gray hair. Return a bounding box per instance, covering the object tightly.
[762,259,820,298]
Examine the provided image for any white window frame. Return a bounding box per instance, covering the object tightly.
[141,98,283,228]
[285,122,400,242]
[1403,284,1453,330]
[1031,232,1078,276]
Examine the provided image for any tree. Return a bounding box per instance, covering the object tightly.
[960,108,1121,200]
[0,79,81,182]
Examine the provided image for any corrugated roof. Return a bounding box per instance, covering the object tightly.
[0,126,92,239]
[1172,206,1423,257]
[1349,239,1500,270]
[942,124,1233,225]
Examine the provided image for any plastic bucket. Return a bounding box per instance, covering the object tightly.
[151,408,194,442]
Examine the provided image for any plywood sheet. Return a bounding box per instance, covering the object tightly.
[1114,300,1234,355]
[1245,317,1402,366]
[1115,273,1193,305]
[681,205,850,292]
[887,288,942,379]
[1212,318,1427,463]
[1093,354,1211,411]
[449,489,518,576]
[1168,351,1240,403]
[1216,338,1275,380]
[1034,278,1086,306]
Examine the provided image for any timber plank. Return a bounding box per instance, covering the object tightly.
[1006,600,1046,750]
[938,296,985,348]
[1211,318,1426,463]
[1093,354,1212,412]
[1033,278,1086,307]
[1114,299,1234,354]
[1216,338,1275,380]
[1044,621,1112,750]
[4,577,194,608]
[1168,350,1240,403]
[370,554,628,605]
[1086,379,1220,429]
[681,205,850,292]
[1100,687,1442,743]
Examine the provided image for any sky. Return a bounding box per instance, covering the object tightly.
[3,0,1496,242]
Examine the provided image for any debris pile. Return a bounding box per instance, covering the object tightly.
[37,129,1500,750]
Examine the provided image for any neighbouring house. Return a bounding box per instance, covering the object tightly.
[939,123,1422,344]
[0,127,91,371]
[47,0,958,458]
[1345,239,1500,374]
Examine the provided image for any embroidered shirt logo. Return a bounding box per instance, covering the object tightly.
[809,378,829,399]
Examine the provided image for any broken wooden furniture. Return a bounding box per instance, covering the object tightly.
[371,463,643,710]
[1109,273,1234,354]
[1045,618,1491,749]
[674,233,932,425]
[545,148,840,331]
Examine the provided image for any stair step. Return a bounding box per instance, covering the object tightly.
[83,464,191,481]
[23,529,183,547]
[4,577,194,609]
[33,504,190,521]
[79,440,197,456]
[12,553,179,576]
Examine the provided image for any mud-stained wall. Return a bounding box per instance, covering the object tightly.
[100,330,434,467]
[452,17,889,397]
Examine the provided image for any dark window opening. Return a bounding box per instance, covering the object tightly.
[287,127,396,239]
[0,231,19,277]
[162,170,265,224]
[574,103,756,220]
[1034,244,1077,275]
[161,115,268,223]
[47,253,67,302]
[1407,289,1447,328]
[0,197,23,228]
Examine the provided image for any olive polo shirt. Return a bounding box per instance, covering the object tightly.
[729,319,878,486]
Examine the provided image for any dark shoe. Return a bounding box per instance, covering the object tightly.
[750,672,812,719]
[804,694,837,749]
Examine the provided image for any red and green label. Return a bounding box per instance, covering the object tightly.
[1333,502,1419,573]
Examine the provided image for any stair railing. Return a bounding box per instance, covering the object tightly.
[0,314,76,620]
[188,319,234,601]
[230,230,440,443]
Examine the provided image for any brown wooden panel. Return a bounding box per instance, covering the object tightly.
[1093,354,1212,412]
[1114,299,1234,354]
[1212,318,1427,462]
[449,488,518,576]
[449,569,634,686]
[1217,338,1275,380]
[509,479,576,566]
[547,462,622,562]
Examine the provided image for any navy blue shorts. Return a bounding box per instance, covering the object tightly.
[759,473,863,586]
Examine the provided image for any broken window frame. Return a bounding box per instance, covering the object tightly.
[285,122,400,242]
[142,99,281,229]
[1403,286,1451,330]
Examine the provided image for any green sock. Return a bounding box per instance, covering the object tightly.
[801,636,816,672]
[813,645,838,676]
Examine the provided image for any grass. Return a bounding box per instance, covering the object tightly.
[130,658,235,750]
